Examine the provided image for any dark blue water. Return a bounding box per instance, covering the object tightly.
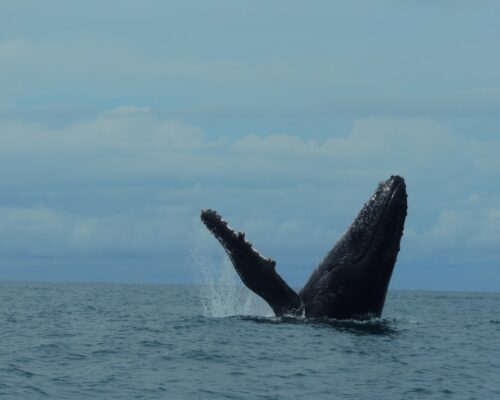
[1,282,499,399]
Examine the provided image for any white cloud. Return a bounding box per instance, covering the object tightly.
[0,204,191,257]
[1,109,499,283]
[426,208,500,249]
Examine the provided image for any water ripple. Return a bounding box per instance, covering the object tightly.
[0,282,499,399]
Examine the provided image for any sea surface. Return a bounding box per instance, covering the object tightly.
[1,281,499,400]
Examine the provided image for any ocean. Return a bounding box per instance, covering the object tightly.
[0,281,499,399]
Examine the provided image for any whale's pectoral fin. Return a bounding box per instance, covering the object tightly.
[201,209,302,316]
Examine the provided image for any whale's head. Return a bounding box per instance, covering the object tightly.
[300,175,407,319]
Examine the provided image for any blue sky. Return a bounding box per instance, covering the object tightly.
[1,1,499,291]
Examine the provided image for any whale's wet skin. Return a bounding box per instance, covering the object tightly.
[201,175,407,319]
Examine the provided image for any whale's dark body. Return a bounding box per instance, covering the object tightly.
[201,175,407,319]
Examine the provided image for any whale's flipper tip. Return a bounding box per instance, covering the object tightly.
[200,208,276,267]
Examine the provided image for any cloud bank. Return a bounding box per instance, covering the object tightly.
[1,108,499,289]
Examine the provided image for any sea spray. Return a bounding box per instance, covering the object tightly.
[190,232,272,318]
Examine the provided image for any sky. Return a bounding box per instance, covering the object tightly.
[1,1,499,291]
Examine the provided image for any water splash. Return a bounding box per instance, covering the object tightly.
[190,233,273,318]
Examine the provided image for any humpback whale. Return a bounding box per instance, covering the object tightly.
[201,175,407,320]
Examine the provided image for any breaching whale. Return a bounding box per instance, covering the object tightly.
[201,175,407,320]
